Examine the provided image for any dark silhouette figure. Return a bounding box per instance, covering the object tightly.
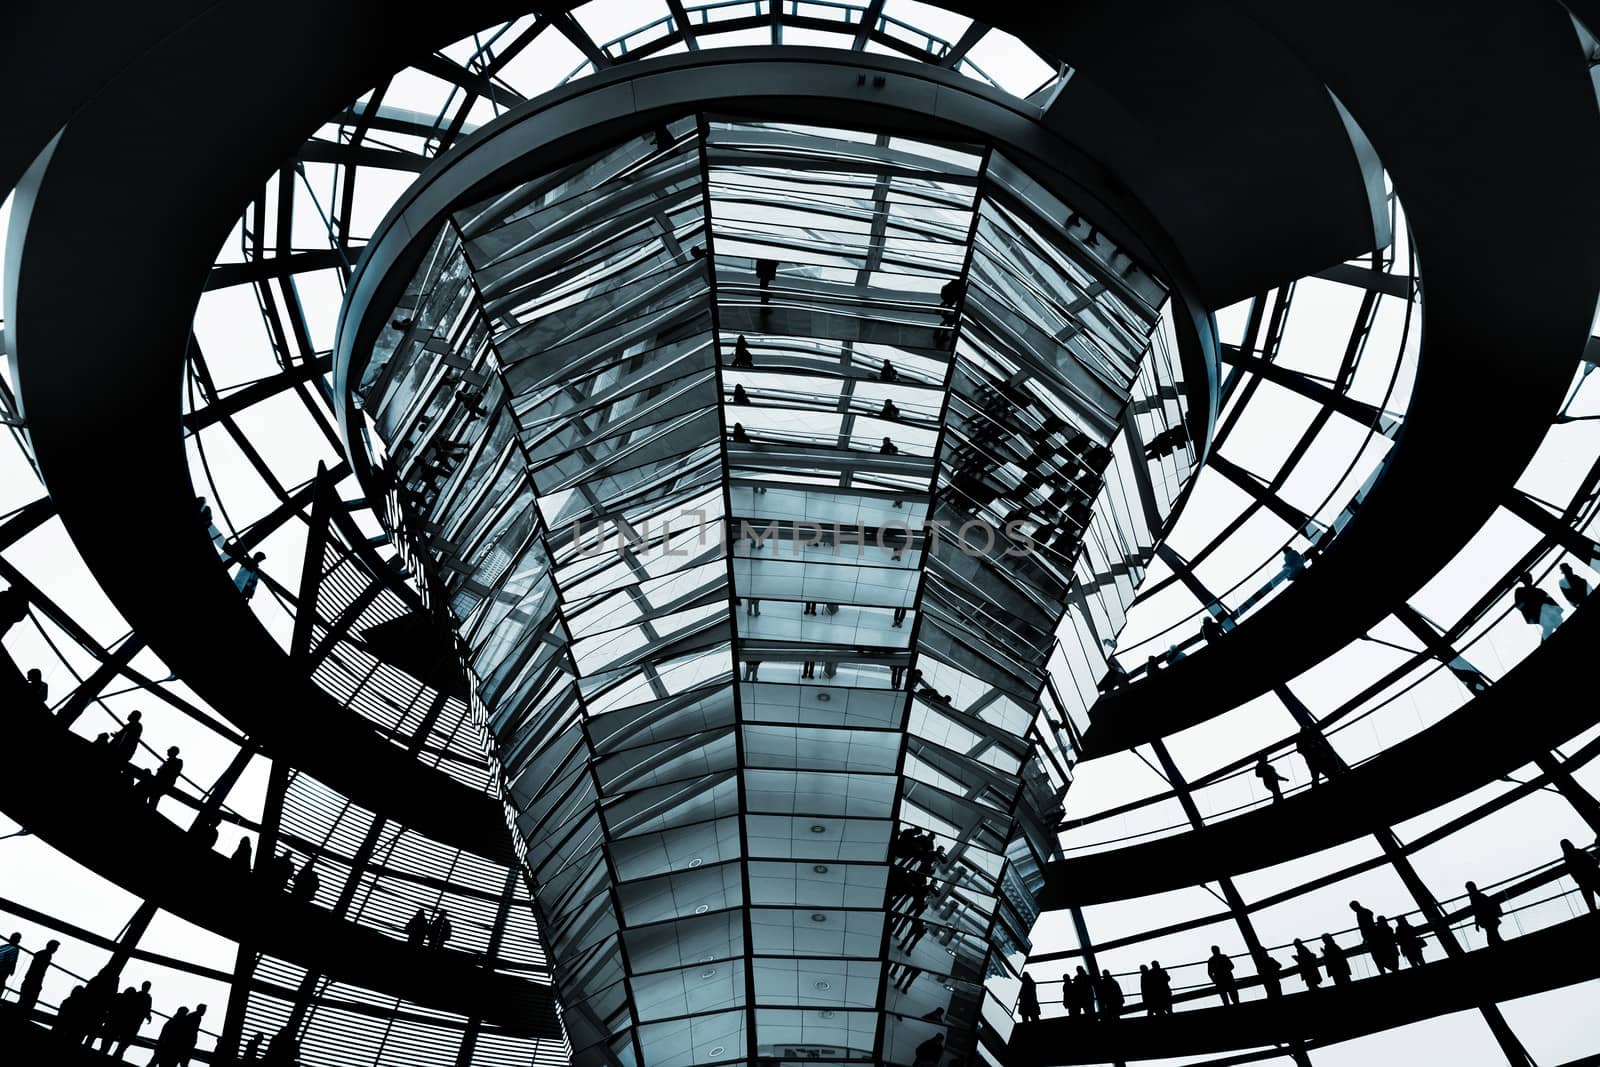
[1143,424,1188,460]
[1513,572,1562,641]
[1066,965,1095,1018]
[881,398,900,420]
[291,862,321,905]
[754,258,778,303]
[25,668,47,708]
[892,606,908,628]
[428,909,453,951]
[0,931,20,996]
[1255,755,1286,802]
[405,908,429,947]
[1095,969,1124,1020]
[1137,965,1157,1017]
[1321,934,1351,986]
[173,1003,205,1066]
[1201,616,1224,644]
[1292,938,1321,990]
[1018,973,1041,1022]
[109,711,143,763]
[732,422,750,444]
[1298,726,1338,787]
[142,746,184,808]
[152,1006,190,1067]
[1394,915,1427,968]
[732,383,750,405]
[880,437,899,455]
[261,851,295,893]
[240,1032,265,1064]
[104,980,153,1058]
[1349,900,1385,971]
[1466,881,1503,945]
[263,1026,301,1066]
[1206,945,1238,1006]
[879,360,898,383]
[17,938,58,1014]
[231,837,253,875]
[54,984,89,1042]
[1562,838,1600,912]
[1559,562,1590,608]
[731,334,754,367]
[744,660,760,682]
[913,1032,944,1066]
[1148,961,1172,1015]
[1370,915,1400,974]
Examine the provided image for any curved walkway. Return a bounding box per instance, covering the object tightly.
[1006,910,1600,1064]
[1080,2,1600,755]
[1042,599,1597,906]
[0,656,559,1036]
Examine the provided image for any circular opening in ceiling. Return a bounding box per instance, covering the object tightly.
[809,824,826,833]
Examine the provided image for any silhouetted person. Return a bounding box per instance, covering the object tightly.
[263,1026,301,1066]
[1292,938,1321,990]
[1321,933,1351,986]
[0,931,19,997]
[732,383,750,405]
[1138,965,1156,1016]
[1255,755,1286,802]
[1066,965,1094,1018]
[744,659,760,682]
[732,422,750,444]
[291,862,321,905]
[1559,562,1590,608]
[754,258,778,302]
[879,360,898,383]
[104,980,153,1058]
[1513,572,1562,641]
[1466,881,1503,945]
[405,908,429,947]
[231,837,253,875]
[1299,726,1337,787]
[235,552,267,601]
[153,1007,189,1067]
[1096,969,1124,1020]
[191,813,220,851]
[109,710,143,763]
[428,909,452,950]
[1149,961,1172,1015]
[913,1032,944,1066]
[240,1032,264,1064]
[54,984,89,1042]
[898,917,926,954]
[731,334,754,367]
[17,938,57,1014]
[1201,616,1223,645]
[1207,946,1238,1005]
[880,437,899,455]
[1143,424,1188,460]
[143,746,183,807]
[1393,915,1427,968]
[939,278,965,308]
[0,586,28,633]
[1349,900,1382,969]
[173,1003,204,1065]
[881,398,900,420]
[25,668,46,708]
[1370,916,1400,974]
[1561,838,1600,912]
[1018,973,1041,1022]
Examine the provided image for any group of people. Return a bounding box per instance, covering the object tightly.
[1514,567,1587,642]
[235,840,323,906]
[1016,857,1595,1024]
[81,706,190,811]
[887,827,946,938]
[0,932,206,1063]
[404,907,454,951]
